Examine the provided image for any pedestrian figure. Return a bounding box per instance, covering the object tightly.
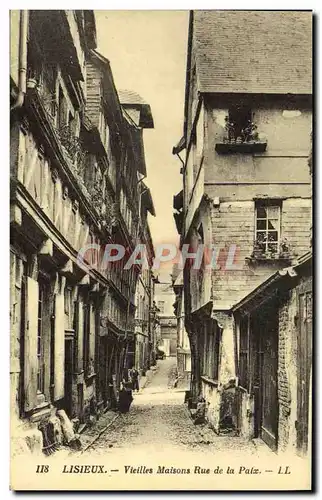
[118,380,133,413]
[193,396,207,425]
[129,366,140,392]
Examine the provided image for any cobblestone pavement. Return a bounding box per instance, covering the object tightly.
[82,358,274,462]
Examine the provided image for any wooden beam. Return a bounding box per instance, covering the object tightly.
[79,274,90,286]
[10,205,22,226]
[60,259,73,276]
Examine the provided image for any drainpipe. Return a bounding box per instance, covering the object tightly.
[11,10,29,111]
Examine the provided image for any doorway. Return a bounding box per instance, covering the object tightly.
[254,301,279,451]
[64,337,74,418]
[296,280,312,455]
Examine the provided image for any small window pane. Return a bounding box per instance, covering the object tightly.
[256,232,266,243]
[257,206,267,218]
[267,206,280,218]
[268,219,279,231]
[267,231,278,242]
[257,219,266,230]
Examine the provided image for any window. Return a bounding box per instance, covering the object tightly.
[68,112,76,137]
[58,86,67,130]
[255,202,281,255]
[158,301,165,314]
[64,286,73,330]
[196,224,204,286]
[202,320,220,381]
[228,105,252,141]
[37,282,46,393]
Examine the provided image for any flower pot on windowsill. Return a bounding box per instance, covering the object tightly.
[251,252,263,259]
[279,252,292,261]
[265,253,276,260]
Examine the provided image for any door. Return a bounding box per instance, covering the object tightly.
[297,279,312,454]
[99,336,109,406]
[255,302,279,450]
[64,337,73,417]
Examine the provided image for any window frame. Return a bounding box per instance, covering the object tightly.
[254,200,282,256]
[158,301,165,314]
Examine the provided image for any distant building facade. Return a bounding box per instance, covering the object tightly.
[172,268,191,386]
[155,282,177,357]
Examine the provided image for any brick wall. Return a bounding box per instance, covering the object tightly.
[210,198,311,309]
[278,285,300,454]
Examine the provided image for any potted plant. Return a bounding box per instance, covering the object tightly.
[280,238,291,259]
[224,115,237,143]
[252,240,264,259]
[241,120,258,143]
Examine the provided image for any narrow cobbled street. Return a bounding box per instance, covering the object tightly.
[40,358,304,491]
[83,358,266,459]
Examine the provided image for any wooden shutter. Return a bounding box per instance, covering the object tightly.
[54,293,65,400]
[24,277,38,412]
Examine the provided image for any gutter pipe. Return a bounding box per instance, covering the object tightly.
[11,10,29,111]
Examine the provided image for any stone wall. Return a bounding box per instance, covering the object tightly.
[277,289,298,453]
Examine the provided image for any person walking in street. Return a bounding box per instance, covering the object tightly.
[118,380,133,413]
[129,366,140,392]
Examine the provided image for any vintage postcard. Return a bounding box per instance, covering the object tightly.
[10,9,313,491]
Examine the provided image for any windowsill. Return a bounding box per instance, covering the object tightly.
[215,140,267,154]
[201,375,219,387]
[246,254,292,263]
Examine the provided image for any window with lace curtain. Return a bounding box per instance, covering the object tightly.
[255,201,281,257]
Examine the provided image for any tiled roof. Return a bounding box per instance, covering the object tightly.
[193,10,312,94]
[118,89,147,105]
[119,89,154,128]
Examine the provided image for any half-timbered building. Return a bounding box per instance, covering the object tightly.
[10,10,156,453]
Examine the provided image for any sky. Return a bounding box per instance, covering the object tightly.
[95,11,189,257]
